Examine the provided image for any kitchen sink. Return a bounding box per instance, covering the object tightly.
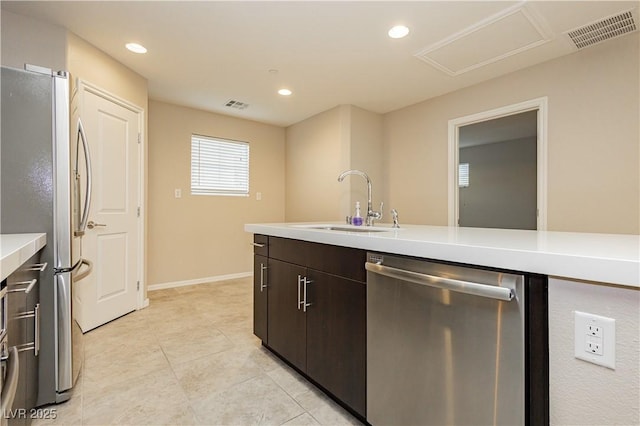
[292,224,391,233]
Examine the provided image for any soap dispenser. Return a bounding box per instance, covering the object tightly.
[352,201,363,226]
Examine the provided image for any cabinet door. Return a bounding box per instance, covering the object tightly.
[253,254,268,342]
[267,259,306,371]
[306,270,366,417]
[6,250,42,425]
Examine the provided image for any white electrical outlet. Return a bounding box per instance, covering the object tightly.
[175,189,182,198]
[574,311,615,369]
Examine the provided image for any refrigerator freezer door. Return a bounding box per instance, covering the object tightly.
[54,263,86,399]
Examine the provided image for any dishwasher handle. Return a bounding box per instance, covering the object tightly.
[365,262,514,302]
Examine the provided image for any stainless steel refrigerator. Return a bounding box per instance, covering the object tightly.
[1,65,92,406]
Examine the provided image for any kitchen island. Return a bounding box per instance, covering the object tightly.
[245,222,640,425]
[245,223,639,287]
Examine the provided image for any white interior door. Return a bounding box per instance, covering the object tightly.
[75,86,141,332]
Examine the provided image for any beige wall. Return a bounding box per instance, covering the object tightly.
[285,105,383,222]
[1,9,67,70]
[66,34,148,112]
[384,32,640,234]
[548,278,639,424]
[286,106,345,222]
[348,106,384,221]
[148,101,285,285]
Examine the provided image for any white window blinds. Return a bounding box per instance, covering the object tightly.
[191,134,249,196]
[459,163,469,188]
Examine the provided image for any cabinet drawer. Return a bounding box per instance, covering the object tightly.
[306,242,366,282]
[269,237,366,282]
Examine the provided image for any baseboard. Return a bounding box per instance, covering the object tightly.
[147,271,252,292]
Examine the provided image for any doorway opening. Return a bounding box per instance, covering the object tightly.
[448,98,548,230]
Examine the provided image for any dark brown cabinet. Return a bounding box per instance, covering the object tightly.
[252,234,367,418]
[266,259,307,371]
[5,250,43,426]
[252,234,269,342]
[252,254,268,342]
[305,269,366,416]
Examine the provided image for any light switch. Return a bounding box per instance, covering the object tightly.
[574,311,615,369]
[256,192,262,201]
[175,189,182,198]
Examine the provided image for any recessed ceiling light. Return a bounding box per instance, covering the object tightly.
[278,89,292,96]
[125,43,147,54]
[388,25,410,39]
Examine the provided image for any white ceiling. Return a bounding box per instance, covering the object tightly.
[3,1,638,127]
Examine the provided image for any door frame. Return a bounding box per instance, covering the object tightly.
[447,97,548,230]
[76,79,147,309]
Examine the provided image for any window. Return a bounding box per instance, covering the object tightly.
[458,163,469,188]
[191,134,249,196]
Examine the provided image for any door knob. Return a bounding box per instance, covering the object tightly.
[87,221,106,229]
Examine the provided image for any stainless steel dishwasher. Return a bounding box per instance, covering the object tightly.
[366,252,525,426]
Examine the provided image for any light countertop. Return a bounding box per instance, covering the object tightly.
[245,223,640,288]
[1,233,47,281]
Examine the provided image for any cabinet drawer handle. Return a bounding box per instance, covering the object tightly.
[260,264,268,292]
[22,262,47,272]
[250,242,265,248]
[302,277,313,313]
[12,304,40,355]
[8,279,37,294]
[16,343,35,353]
[296,276,313,313]
[34,303,40,356]
[14,309,35,320]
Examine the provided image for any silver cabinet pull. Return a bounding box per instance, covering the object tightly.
[87,220,106,229]
[22,262,47,272]
[34,303,40,356]
[8,279,37,294]
[14,309,35,321]
[250,242,265,248]
[301,277,313,312]
[13,303,40,355]
[296,276,313,313]
[260,263,268,292]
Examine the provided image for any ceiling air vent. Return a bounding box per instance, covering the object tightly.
[224,99,249,110]
[566,10,637,49]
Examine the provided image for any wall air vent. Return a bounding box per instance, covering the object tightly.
[224,99,249,110]
[566,10,637,50]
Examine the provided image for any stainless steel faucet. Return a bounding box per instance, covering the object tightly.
[391,209,400,228]
[338,169,383,226]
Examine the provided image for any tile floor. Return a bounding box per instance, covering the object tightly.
[33,278,363,426]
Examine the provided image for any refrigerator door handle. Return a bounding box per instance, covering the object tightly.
[74,259,93,282]
[75,118,92,237]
